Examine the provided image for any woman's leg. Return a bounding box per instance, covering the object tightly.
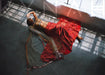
[77,35,83,40]
[77,35,83,43]
[49,38,64,59]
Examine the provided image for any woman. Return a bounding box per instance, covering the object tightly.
[27,11,83,62]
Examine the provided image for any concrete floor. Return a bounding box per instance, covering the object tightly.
[1,2,105,75]
[1,15,105,75]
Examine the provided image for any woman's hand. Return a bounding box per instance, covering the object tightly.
[26,11,38,20]
[26,13,31,18]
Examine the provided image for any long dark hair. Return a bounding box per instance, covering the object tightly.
[27,18,34,26]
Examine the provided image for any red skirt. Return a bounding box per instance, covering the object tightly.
[41,16,81,62]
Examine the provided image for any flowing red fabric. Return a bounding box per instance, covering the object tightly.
[41,16,81,62]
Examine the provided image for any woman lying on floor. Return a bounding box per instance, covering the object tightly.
[26,11,83,62]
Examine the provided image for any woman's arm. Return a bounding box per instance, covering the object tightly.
[26,11,38,20]
[26,12,32,18]
[32,11,38,21]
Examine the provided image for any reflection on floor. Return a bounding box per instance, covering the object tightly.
[0,1,105,75]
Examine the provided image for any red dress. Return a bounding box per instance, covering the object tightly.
[41,16,81,62]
